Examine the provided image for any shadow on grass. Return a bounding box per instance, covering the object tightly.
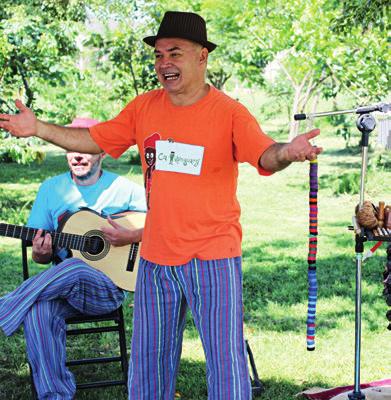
[177,358,336,400]
[177,358,208,399]
[240,241,386,334]
[0,367,32,400]
[259,376,343,400]
[172,236,387,341]
[0,355,343,400]
[0,243,386,400]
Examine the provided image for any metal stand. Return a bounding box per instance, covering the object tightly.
[294,104,391,400]
[347,113,376,400]
[348,235,366,400]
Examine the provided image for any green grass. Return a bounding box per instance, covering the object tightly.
[0,128,390,399]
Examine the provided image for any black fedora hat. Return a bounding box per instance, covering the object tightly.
[143,11,217,52]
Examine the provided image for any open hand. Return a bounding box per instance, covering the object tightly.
[284,129,323,162]
[0,99,37,137]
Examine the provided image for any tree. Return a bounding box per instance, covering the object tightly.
[230,0,390,138]
[0,1,91,163]
[0,0,87,115]
[332,0,390,33]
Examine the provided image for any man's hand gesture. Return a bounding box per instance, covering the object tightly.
[283,129,323,162]
[0,99,37,137]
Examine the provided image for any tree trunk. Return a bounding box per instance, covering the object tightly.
[289,85,301,141]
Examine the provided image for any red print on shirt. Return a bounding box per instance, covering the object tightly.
[143,132,161,209]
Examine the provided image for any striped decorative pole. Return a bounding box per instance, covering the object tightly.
[307,157,318,350]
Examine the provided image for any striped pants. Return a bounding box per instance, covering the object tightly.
[0,258,124,400]
[128,257,251,400]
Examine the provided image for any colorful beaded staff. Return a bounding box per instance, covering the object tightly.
[307,157,318,350]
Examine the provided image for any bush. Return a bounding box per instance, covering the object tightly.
[332,171,361,195]
[0,188,33,225]
[0,136,45,165]
[326,113,355,148]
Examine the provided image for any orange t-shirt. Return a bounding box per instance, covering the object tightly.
[90,86,275,265]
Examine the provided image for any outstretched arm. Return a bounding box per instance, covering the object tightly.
[259,129,322,172]
[0,99,102,154]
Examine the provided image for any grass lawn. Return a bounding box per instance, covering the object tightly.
[0,126,390,399]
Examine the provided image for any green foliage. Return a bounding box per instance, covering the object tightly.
[331,171,361,195]
[0,1,88,114]
[85,29,159,99]
[332,0,390,33]
[0,135,45,165]
[371,152,391,171]
[1,0,389,130]
[0,187,34,224]
[128,150,141,165]
[327,113,353,147]
[220,0,390,139]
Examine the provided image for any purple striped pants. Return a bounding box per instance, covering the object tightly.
[128,257,251,400]
[0,258,124,399]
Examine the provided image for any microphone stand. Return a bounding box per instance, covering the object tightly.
[294,102,390,400]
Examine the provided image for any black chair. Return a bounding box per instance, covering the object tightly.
[246,340,263,397]
[21,240,128,398]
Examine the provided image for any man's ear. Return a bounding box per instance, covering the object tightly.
[200,47,208,65]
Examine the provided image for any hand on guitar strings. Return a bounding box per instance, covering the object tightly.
[101,216,143,246]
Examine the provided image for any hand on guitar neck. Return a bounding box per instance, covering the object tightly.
[32,229,53,264]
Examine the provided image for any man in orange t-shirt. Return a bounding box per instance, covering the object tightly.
[1,11,322,400]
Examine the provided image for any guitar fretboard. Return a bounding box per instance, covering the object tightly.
[0,223,98,251]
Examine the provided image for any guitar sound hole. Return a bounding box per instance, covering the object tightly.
[88,236,105,255]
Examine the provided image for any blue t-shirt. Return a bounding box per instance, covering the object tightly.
[27,170,146,231]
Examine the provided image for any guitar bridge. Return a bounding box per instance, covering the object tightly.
[127,243,139,272]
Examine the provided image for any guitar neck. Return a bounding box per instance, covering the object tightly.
[0,223,86,251]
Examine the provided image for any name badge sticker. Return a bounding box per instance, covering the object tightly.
[155,140,204,175]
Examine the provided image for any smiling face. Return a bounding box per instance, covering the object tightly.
[66,152,104,184]
[145,147,156,167]
[154,38,208,104]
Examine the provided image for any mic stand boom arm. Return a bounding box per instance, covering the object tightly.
[294,102,390,121]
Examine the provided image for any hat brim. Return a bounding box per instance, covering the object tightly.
[143,35,217,52]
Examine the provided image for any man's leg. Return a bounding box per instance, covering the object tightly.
[7,258,124,399]
[0,258,124,336]
[177,257,251,400]
[24,299,79,400]
[128,259,188,400]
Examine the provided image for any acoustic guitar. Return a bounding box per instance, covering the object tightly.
[0,208,146,291]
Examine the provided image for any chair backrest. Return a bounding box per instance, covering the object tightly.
[21,240,32,281]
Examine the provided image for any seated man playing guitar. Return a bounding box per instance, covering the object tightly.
[0,118,146,400]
